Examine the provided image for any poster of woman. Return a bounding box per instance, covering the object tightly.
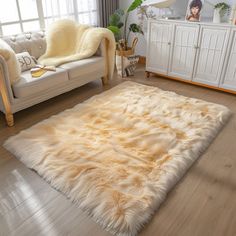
[186,0,204,22]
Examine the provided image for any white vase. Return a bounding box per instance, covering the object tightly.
[213,8,221,23]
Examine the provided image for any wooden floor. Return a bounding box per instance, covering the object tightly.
[0,66,236,236]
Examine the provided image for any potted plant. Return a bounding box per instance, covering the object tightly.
[213,2,231,23]
[108,0,144,53]
[108,0,144,77]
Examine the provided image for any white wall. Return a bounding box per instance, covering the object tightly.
[119,0,234,56]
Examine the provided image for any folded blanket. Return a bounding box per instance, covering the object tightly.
[38,19,116,80]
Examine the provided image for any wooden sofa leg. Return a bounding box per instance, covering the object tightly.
[101,76,109,85]
[0,63,14,127]
[5,113,14,127]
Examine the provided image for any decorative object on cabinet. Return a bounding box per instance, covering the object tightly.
[141,0,180,20]
[186,0,204,22]
[229,4,236,24]
[137,5,156,33]
[213,7,222,23]
[146,19,236,95]
[213,2,231,23]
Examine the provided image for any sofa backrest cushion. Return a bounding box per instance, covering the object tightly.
[2,31,46,59]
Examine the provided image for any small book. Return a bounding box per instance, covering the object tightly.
[31,68,47,77]
[30,65,56,78]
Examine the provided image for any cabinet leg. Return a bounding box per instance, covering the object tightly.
[145,71,151,79]
[101,76,109,86]
[5,113,14,127]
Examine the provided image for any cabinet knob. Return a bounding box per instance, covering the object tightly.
[194,45,199,49]
[168,42,171,45]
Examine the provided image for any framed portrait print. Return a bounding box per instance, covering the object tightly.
[186,0,204,22]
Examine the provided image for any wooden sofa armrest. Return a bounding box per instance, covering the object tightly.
[0,55,14,126]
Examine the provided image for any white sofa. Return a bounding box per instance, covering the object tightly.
[0,31,109,126]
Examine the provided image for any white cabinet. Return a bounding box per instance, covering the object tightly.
[220,29,236,90]
[146,19,236,93]
[169,24,199,81]
[146,21,172,75]
[192,25,230,86]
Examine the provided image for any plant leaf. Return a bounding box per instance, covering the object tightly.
[129,23,144,34]
[117,22,124,28]
[109,13,121,26]
[115,9,125,16]
[127,0,143,13]
[108,26,121,35]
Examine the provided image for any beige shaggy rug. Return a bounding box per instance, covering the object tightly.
[4,82,231,236]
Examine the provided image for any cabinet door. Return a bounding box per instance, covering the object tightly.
[169,24,199,81]
[220,29,236,91]
[192,25,230,86]
[146,20,173,75]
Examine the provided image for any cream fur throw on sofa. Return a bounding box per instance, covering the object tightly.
[39,19,116,80]
[0,39,21,85]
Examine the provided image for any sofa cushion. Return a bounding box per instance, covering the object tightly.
[12,68,68,98]
[3,32,46,59]
[16,52,36,72]
[59,56,105,80]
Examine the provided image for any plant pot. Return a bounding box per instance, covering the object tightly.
[116,48,134,77]
[213,8,221,23]
[116,38,139,78]
[116,47,134,57]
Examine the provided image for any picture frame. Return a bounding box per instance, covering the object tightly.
[186,0,204,22]
[230,5,236,25]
